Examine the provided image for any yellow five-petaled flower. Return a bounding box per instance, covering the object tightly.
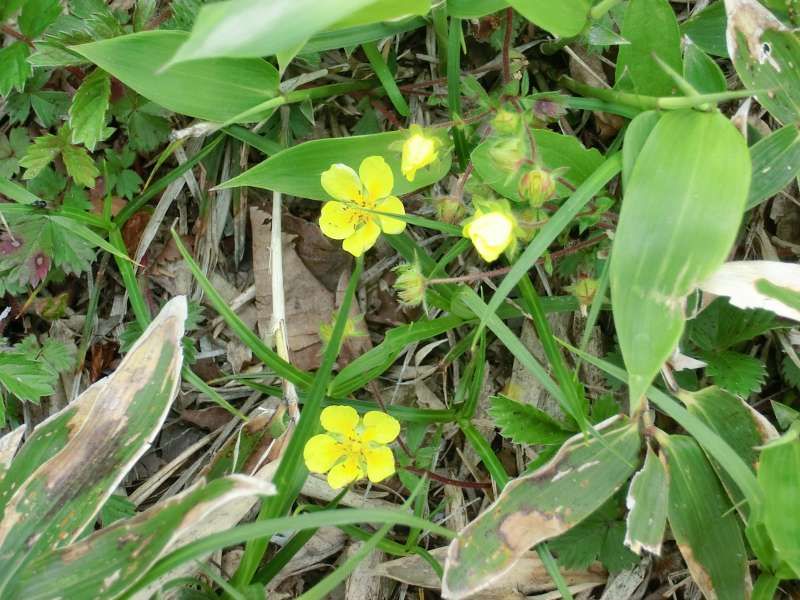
[304,405,401,489]
[319,156,406,257]
[462,210,516,262]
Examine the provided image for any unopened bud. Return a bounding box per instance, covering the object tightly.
[566,277,599,307]
[393,262,427,308]
[518,168,556,207]
[491,109,520,134]
[532,99,567,124]
[435,196,466,225]
[488,137,525,173]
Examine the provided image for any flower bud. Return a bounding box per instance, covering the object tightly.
[518,168,556,207]
[566,277,600,307]
[488,137,525,173]
[532,99,567,124]
[462,211,515,263]
[393,262,427,308]
[491,109,520,134]
[435,196,466,225]
[401,125,439,182]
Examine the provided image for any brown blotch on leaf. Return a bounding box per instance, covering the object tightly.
[498,509,568,553]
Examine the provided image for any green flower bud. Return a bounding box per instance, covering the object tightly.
[435,196,466,225]
[566,277,600,307]
[491,109,520,134]
[393,262,427,308]
[518,168,556,207]
[488,137,525,173]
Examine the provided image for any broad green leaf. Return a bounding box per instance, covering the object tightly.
[507,0,590,38]
[441,418,641,600]
[682,1,728,57]
[662,435,750,600]
[0,43,31,97]
[747,124,800,209]
[727,0,800,124]
[220,129,452,200]
[12,476,275,600]
[0,297,186,596]
[488,395,573,445]
[447,0,507,18]
[71,31,280,123]
[616,0,683,96]
[471,129,605,202]
[302,16,427,54]
[759,427,800,576]
[621,110,660,191]
[699,260,800,321]
[625,446,668,555]
[610,110,750,404]
[679,386,776,514]
[683,41,727,93]
[169,0,429,63]
[68,68,111,151]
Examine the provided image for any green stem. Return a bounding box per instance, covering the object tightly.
[589,0,624,20]
[459,419,509,488]
[447,17,469,169]
[536,543,574,600]
[752,572,780,600]
[560,76,764,112]
[231,257,365,589]
[362,41,409,116]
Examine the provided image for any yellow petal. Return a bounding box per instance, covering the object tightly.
[321,163,363,202]
[359,155,394,202]
[319,201,358,240]
[401,129,438,183]
[303,434,345,473]
[327,454,363,489]
[342,220,381,257]
[320,405,359,436]
[361,411,401,444]
[375,196,406,235]
[364,445,396,483]
[464,212,514,262]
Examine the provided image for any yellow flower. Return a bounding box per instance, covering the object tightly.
[401,125,439,182]
[463,211,515,262]
[319,156,406,257]
[304,405,401,489]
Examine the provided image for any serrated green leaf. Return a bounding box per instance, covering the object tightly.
[488,395,573,445]
[702,350,766,396]
[662,434,749,600]
[0,43,32,98]
[0,354,56,402]
[610,110,751,404]
[780,356,800,390]
[19,133,62,180]
[615,0,683,96]
[69,68,111,151]
[18,0,62,38]
[442,419,641,599]
[0,128,30,178]
[549,495,638,572]
[61,142,99,188]
[688,297,776,352]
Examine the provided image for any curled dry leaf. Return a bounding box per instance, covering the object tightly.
[378,546,605,599]
[699,260,800,321]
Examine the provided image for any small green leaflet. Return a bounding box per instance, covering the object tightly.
[0,128,30,179]
[0,43,32,97]
[19,125,100,187]
[18,0,62,38]
[69,68,113,151]
[488,395,573,445]
[702,350,766,396]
